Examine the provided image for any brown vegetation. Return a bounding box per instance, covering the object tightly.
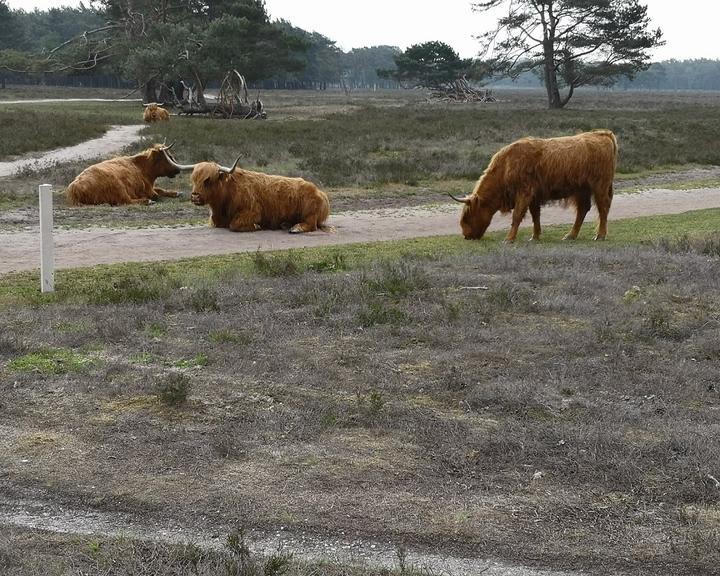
[1,237,719,576]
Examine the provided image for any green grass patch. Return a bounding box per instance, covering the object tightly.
[7,348,96,374]
[173,353,208,369]
[209,329,252,345]
[130,351,157,365]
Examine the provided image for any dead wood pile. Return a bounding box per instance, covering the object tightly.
[167,70,266,119]
[430,78,496,103]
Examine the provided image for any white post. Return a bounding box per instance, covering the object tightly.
[39,184,54,293]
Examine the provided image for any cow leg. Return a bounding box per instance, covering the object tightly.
[289,215,318,234]
[153,187,182,198]
[229,211,261,232]
[529,200,541,241]
[594,184,613,240]
[506,198,530,243]
[114,191,152,206]
[563,194,592,240]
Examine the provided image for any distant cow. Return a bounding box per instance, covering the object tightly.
[167,154,331,233]
[66,144,184,206]
[143,103,170,123]
[451,130,617,241]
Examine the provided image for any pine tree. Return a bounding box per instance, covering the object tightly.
[473,0,663,108]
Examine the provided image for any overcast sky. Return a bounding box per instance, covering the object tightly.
[6,0,717,62]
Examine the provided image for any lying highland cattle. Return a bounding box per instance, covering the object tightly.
[451,130,617,241]
[165,153,331,233]
[143,103,170,122]
[66,143,184,206]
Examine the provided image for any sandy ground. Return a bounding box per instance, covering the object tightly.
[1,187,720,275]
[0,494,577,576]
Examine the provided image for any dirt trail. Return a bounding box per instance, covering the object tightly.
[0,495,577,576]
[0,98,143,104]
[0,124,144,178]
[1,187,720,275]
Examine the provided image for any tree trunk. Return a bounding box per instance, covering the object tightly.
[158,83,172,104]
[142,78,158,104]
[543,41,563,109]
[192,70,207,107]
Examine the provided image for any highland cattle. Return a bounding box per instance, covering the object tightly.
[451,130,617,241]
[66,144,185,206]
[167,154,331,233]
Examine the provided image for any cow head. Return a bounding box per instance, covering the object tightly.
[450,193,494,240]
[189,157,241,206]
[143,103,165,123]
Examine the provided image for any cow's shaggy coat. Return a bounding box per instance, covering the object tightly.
[455,130,618,241]
[66,145,183,206]
[143,103,170,123]
[190,161,331,233]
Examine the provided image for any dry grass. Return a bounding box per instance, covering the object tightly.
[1,235,718,575]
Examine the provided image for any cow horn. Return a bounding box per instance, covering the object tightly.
[161,148,195,172]
[449,193,471,204]
[218,155,241,174]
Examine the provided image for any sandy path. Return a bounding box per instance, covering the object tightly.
[0,494,577,576]
[1,187,719,275]
[0,124,144,177]
[0,98,143,104]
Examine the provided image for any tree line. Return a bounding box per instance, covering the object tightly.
[2,0,713,108]
[0,0,400,95]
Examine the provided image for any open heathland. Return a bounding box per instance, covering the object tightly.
[2,89,720,232]
[1,88,719,575]
[1,213,719,576]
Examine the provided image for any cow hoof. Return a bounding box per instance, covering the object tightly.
[148,200,156,205]
[175,191,184,197]
[594,235,606,241]
[562,234,576,241]
[289,225,305,234]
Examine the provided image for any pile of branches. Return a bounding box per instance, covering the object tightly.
[167,70,266,119]
[213,70,266,119]
[429,78,496,103]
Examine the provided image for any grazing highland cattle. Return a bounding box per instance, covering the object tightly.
[66,144,185,206]
[168,154,331,233]
[451,130,617,241]
[143,103,170,122]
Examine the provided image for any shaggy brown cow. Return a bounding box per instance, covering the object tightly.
[143,103,170,123]
[66,144,184,206]
[167,154,331,233]
[451,130,617,242]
